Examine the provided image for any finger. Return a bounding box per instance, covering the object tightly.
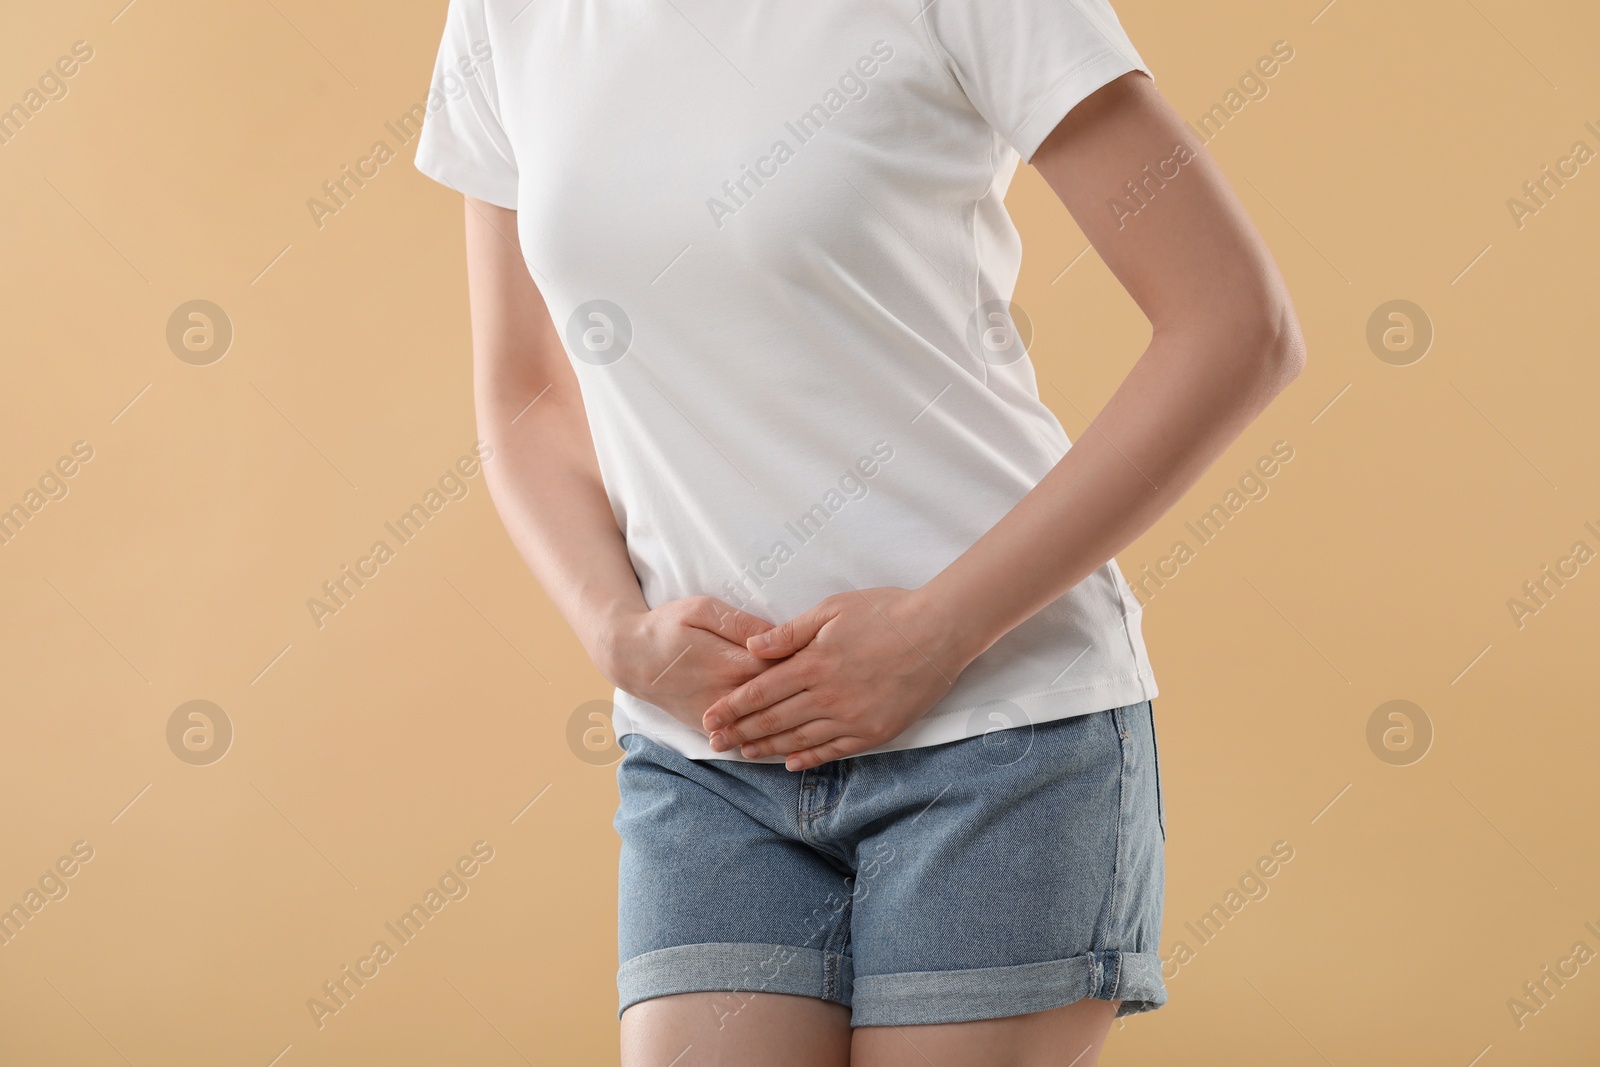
[709,697,816,751]
[747,601,834,658]
[734,717,848,760]
[711,690,822,749]
[686,597,774,646]
[703,663,810,733]
[784,736,873,772]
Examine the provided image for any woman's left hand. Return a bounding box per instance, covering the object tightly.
[700,586,979,770]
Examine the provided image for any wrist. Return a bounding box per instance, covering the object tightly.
[588,601,648,690]
[908,578,999,675]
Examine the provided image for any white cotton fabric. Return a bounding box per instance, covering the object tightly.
[415,0,1159,761]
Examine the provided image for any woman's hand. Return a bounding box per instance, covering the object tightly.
[600,596,777,736]
[700,587,980,770]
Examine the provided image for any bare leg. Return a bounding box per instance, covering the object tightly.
[621,991,853,1067]
[851,997,1120,1067]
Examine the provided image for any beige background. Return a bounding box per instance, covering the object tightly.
[2,0,1597,1063]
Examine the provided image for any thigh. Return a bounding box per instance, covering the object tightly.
[623,991,851,1067]
[843,702,1167,1028]
[851,997,1120,1067]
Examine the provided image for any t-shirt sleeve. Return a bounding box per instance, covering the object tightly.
[920,0,1153,165]
[413,0,519,209]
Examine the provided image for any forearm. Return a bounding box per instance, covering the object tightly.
[474,371,646,673]
[921,311,1303,667]
[461,197,645,679]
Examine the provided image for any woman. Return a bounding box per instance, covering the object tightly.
[414,1,1303,1063]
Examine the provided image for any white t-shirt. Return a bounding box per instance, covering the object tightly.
[415,0,1159,762]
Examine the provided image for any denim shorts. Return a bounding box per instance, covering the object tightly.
[613,699,1167,1027]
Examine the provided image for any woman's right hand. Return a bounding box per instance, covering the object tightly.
[598,596,777,736]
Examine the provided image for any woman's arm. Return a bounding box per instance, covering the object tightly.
[462,198,774,730]
[703,72,1306,768]
[918,69,1305,663]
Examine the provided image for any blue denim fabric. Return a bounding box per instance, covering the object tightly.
[613,700,1167,1026]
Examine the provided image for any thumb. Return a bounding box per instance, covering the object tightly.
[746,603,832,658]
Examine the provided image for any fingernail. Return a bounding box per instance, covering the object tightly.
[705,713,723,729]
[709,731,725,749]
[749,633,771,651]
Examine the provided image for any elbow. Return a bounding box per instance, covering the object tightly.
[1235,296,1306,394]
[1152,285,1307,393]
[1264,302,1307,391]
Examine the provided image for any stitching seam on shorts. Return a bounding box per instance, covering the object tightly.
[1098,705,1130,953]
[821,892,852,1001]
[802,796,847,819]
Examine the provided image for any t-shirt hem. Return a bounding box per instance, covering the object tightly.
[413,149,519,210]
[617,667,1159,763]
[1010,49,1153,165]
